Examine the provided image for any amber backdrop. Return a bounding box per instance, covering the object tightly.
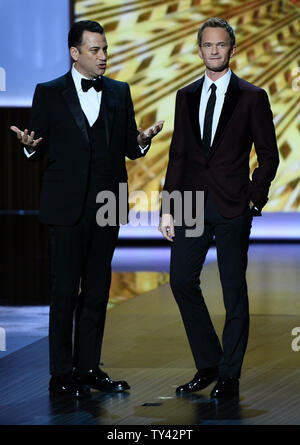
[73,0,300,308]
[75,0,300,212]
[1,0,300,305]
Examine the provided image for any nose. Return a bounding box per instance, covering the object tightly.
[211,44,219,54]
[98,50,107,60]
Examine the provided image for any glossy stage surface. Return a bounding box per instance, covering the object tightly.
[0,244,300,426]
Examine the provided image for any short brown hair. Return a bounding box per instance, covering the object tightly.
[197,18,236,48]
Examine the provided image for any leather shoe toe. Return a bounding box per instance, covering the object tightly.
[74,368,130,393]
[176,368,218,394]
[210,378,239,399]
[49,374,90,398]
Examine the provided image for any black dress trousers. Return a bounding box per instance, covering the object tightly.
[48,110,119,375]
[170,193,253,379]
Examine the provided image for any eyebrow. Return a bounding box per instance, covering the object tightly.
[203,41,226,44]
[89,45,108,50]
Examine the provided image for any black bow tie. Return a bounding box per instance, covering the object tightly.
[81,77,102,92]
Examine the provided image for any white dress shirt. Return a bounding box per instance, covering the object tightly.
[71,64,102,126]
[199,69,231,145]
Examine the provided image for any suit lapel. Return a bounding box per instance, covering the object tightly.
[101,76,116,147]
[61,72,89,145]
[60,73,117,148]
[209,72,241,157]
[185,72,241,157]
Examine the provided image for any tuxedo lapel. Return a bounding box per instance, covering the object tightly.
[101,76,116,147]
[61,72,89,146]
[209,72,241,157]
[60,73,116,148]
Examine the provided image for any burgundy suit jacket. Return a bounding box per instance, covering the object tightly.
[163,72,279,218]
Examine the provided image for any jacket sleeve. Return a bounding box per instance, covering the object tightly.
[25,84,49,162]
[124,83,151,160]
[249,89,279,209]
[160,90,186,216]
[163,90,185,195]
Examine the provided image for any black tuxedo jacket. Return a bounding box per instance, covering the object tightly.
[163,72,279,218]
[27,71,148,226]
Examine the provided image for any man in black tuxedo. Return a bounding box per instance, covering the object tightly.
[11,20,163,397]
[160,18,279,398]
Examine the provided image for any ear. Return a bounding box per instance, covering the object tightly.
[229,45,236,59]
[198,46,204,60]
[70,46,79,62]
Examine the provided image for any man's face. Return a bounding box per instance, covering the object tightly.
[70,30,108,78]
[198,27,235,73]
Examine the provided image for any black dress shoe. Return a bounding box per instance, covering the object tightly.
[73,368,130,392]
[210,378,239,398]
[176,368,218,394]
[49,374,90,397]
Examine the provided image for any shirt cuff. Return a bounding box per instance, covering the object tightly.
[24,147,36,158]
[139,144,149,154]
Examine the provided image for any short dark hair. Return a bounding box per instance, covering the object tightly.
[197,18,235,48]
[68,20,104,49]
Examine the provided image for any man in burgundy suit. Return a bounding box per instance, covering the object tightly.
[160,18,279,398]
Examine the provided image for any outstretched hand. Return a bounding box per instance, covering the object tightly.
[137,120,164,147]
[10,126,43,152]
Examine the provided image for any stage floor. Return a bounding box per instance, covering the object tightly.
[0,244,300,426]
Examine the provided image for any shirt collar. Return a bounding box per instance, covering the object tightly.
[71,63,102,93]
[203,68,231,94]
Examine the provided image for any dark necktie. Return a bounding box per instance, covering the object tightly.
[81,77,102,92]
[202,83,217,156]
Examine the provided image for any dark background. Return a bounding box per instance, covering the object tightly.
[0,2,75,305]
[0,108,50,305]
